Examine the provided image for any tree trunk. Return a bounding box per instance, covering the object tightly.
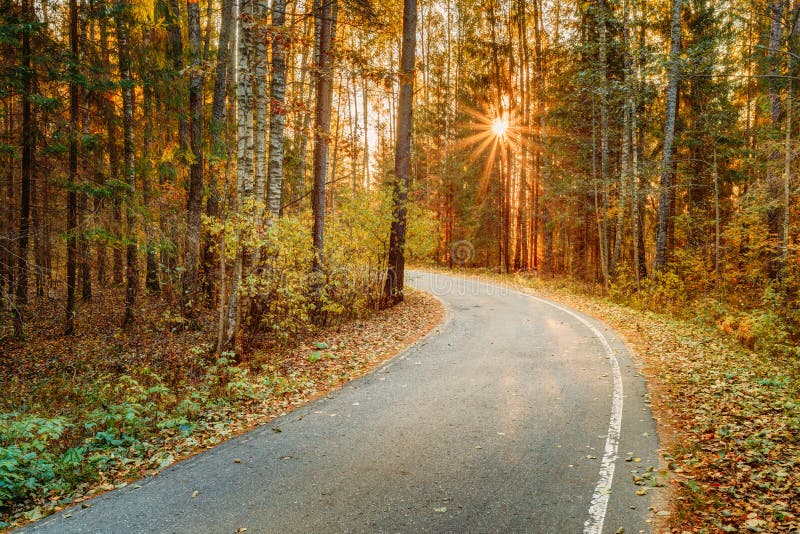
[210,0,233,156]
[204,0,233,297]
[253,0,268,204]
[654,0,682,272]
[783,52,792,267]
[383,0,417,306]
[294,1,318,206]
[267,0,288,218]
[167,0,189,153]
[14,0,34,337]
[311,0,336,279]
[142,37,160,293]
[610,0,633,278]
[630,0,643,284]
[597,0,610,284]
[115,0,138,326]
[2,99,14,308]
[66,0,79,335]
[183,0,204,310]
[79,0,93,303]
[223,0,253,351]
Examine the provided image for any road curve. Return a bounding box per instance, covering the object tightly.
[22,271,661,534]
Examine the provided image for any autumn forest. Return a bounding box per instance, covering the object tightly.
[2,0,800,529]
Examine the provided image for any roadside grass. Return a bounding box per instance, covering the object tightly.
[0,287,443,530]
[422,267,799,533]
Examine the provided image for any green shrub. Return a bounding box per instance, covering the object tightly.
[0,415,70,507]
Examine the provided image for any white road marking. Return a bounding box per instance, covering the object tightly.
[527,296,623,534]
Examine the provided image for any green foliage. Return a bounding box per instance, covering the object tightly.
[405,200,440,264]
[609,262,688,315]
[0,415,70,507]
[204,354,257,401]
[0,354,271,515]
[205,187,437,341]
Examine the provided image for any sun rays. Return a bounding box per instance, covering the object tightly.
[456,104,535,195]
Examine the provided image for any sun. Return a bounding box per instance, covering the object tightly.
[491,116,509,138]
[456,104,533,195]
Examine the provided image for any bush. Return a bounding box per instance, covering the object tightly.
[207,188,440,342]
[0,415,70,507]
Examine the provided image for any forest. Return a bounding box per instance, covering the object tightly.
[4,0,800,353]
[1,0,800,529]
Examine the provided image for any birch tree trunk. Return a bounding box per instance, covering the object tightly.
[223,0,253,351]
[253,0,268,204]
[267,0,288,219]
[295,1,319,204]
[210,0,233,157]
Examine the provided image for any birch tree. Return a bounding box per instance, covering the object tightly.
[267,0,288,218]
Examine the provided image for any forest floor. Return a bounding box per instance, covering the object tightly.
[417,266,800,533]
[0,286,443,530]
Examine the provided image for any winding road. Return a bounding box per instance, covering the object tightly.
[23,271,661,534]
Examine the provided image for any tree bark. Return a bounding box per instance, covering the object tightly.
[610,0,634,279]
[597,0,610,284]
[66,0,79,334]
[654,0,682,272]
[267,0,288,218]
[79,0,93,302]
[14,0,34,337]
[210,0,233,157]
[204,0,234,298]
[768,0,788,277]
[382,0,417,306]
[115,0,138,326]
[183,0,204,310]
[783,52,792,266]
[167,0,190,153]
[253,0,268,204]
[142,29,160,293]
[223,0,253,351]
[311,0,336,279]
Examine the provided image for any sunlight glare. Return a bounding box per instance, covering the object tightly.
[492,117,508,138]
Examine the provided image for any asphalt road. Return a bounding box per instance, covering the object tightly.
[22,271,661,534]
